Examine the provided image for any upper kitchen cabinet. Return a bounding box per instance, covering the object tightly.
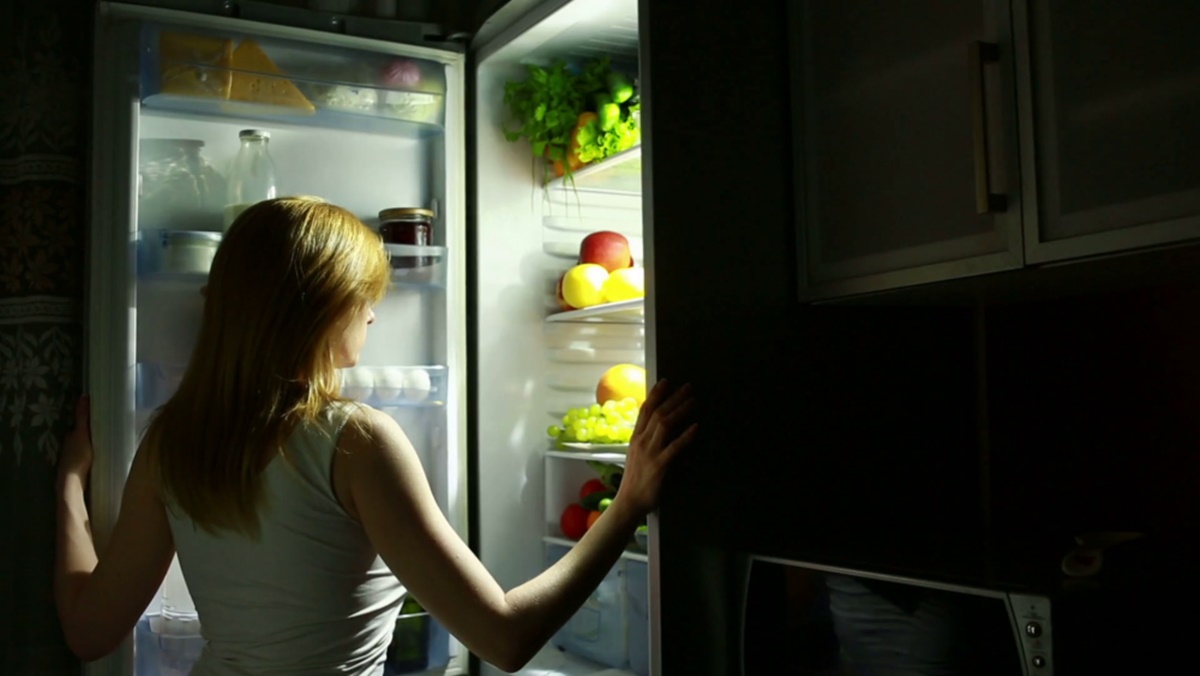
[1019,1,1200,263]
[792,0,1024,301]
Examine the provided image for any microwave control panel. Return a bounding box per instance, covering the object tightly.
[1007,593,1053,676]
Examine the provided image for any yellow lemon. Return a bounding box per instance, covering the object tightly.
[601,267,644,303]
[562,263,609,308]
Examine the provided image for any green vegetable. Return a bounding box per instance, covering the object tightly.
[598,497,613,512]
[503,60,584,166]
[582,489,616,511]
[607,72,634,104]
[587,461,624,491]
[598,103,621,131]
[503,56,641,180]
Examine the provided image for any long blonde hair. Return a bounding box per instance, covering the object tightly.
[145,196,390,537]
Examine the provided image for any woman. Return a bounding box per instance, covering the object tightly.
[55,197,696,674]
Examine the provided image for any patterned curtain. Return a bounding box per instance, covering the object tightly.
[0,0,90,673]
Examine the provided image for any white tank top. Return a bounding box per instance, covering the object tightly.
[165,402,405,675]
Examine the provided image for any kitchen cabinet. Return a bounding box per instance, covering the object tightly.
[1017,0,1200,263]
[791,0,1023,301]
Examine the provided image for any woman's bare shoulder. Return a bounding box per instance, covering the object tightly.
[336,402,410,456]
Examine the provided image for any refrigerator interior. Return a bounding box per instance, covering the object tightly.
[93,4,467,675]
[473,0,648,674]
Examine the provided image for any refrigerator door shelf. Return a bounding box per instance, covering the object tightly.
[544,146,643,197]
[141,24,448,137]
[546,299,644,324]
[384,243,448,288]
[385,611,451,675]
[138,229,220,282]
[340,364,447,408]
[552,443,628,457]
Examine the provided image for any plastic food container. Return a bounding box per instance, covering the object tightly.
[162,231,222,274]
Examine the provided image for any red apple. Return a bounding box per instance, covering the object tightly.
[555,272,575,311]
[579,231,633,272]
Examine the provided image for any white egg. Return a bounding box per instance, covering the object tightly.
[402,368,433,403]
[341,368,373,401]
[375,367,405,403]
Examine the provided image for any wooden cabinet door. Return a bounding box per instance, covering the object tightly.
[1019,0,1200,263]
[793,0,1023,300]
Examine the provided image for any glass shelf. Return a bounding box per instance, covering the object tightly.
[546,448,628,463]
[546,298,643,324]
[141,24,447,137]
[545,146,643,196]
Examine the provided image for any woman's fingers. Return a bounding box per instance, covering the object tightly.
[633,379,670,438]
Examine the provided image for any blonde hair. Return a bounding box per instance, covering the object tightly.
[145,196,390,537]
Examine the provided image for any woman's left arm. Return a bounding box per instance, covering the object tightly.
[55,396,176,661]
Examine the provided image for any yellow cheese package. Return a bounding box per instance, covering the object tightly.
[228,40,315,113]
[159,32,233,99]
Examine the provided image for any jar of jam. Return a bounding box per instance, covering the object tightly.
[378,207,434,268]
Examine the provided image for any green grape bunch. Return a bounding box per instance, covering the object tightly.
[547,397,640,445]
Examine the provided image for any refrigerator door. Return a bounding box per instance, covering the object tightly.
[471,1,649,674]
[89,3,467,675]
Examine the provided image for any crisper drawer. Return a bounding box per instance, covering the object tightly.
[544,543,649,672]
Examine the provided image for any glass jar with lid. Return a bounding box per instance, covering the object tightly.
[138,138,225,231]
[378,207,434,268]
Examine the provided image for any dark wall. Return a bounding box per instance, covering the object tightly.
[988,281,1200,549]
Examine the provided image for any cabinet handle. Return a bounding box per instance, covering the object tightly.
[970,41,1007,214]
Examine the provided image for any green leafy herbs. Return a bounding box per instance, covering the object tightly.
[503,60,582,163]
[503,57,640,180]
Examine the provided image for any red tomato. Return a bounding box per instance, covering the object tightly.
[560,504,589,540]
[580,478,607,501]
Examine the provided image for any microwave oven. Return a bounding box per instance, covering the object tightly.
[740,539,1192,676]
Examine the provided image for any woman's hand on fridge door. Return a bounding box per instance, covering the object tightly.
[58,395,94,488]
[617,379,698,517]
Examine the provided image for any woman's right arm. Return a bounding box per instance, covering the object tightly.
[341,380,695,672]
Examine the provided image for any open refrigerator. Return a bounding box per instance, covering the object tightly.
[88,1,654,675]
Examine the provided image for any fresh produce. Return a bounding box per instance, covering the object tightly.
[579,231,633,272]
[560,503,590,540]
[547,397,640,444]
[561,263,609,308]
[503,57,640,181]
[602,267,644,303]
[555,273,574,311]
[597,363,647,407]
[587,461,624,491]
[580,478,607,501]
[559,471,622,541]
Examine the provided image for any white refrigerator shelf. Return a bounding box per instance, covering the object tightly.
[544,146,643,196]
[546,299,644,324]
[546,447,629,463]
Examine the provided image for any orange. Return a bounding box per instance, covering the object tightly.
[596,363,647,406]
[586,510,602,530]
